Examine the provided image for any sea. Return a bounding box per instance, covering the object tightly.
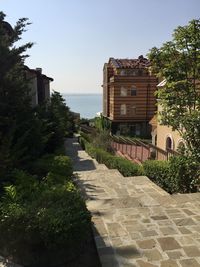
[62,94,102,119]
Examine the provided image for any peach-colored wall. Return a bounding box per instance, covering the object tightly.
[157,123,183,151]
[156,103,184,151]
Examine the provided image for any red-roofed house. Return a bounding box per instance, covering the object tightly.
[102,56,158,137]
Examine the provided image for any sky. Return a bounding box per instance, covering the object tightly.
[1,0,200,94]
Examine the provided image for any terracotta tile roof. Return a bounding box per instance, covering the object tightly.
[109,55,150,69]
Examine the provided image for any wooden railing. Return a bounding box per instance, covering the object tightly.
[79,126,179,163]
[111,135,179,163]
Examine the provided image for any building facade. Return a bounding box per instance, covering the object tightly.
[102,56,158,137]
[25,66,53,107]
[151,80,186,152]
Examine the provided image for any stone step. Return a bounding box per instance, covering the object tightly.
[96,164,108,170]
[75,168,123,181]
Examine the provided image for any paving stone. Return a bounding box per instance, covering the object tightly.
[125,224,146,232]
[141,230,158,238]
[183,246,200,257]
[182,209,195,215]
[173,218,196,226]
[106,222,127,237]
[160,259,179,267]
[130,232,141,240]
[168,213,186,219]
[166,250,184,259]
[159,226,178,235]
[156,220,173,226]
[137,260,158,267]
[157,237,181,251]
[115,244,142,259]
[143,248,163,261]
[141,218,151,223]
[178,227,191,234]
[138,195,160,207]
[179,258,200,267]
[177,236,195,246]
[192,225,200,232]
[151,215,168,220]
[166,209,181,214]
[136,239,156,249]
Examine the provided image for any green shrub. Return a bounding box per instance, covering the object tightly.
[29,154,54,177]
[29,154,73,180]
[79,136,87,150]
[143,157,200,194]
[0,171,91,267]
[110,157,144,177]
[143,160,171,191]
[79,132,91,143]
[168,156,200,193]
[50,155,73,178]
[91,130,113,153]
[83,141,144,177]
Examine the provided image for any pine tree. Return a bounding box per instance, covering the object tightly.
[0,12,42,178]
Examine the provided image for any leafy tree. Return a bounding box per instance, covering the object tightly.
[45,91,75,153]
[0,12,45,178]
[148,19,200,159]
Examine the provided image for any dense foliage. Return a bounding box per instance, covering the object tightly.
[80,136,144,177]
[0,12,75,182]
[0,12,36,177]
[44,91,75,153]
[0,12,90,266]
[0,156,90,267]
[148,19,200,159]
[143,156,200,193]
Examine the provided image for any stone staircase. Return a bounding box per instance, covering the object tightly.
[65,138,200,267]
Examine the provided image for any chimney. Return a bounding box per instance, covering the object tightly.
[36,68,42,74]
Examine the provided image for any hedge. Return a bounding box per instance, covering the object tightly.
[81,137,144,177]
[143,156,200,194]
[143,160,170,191]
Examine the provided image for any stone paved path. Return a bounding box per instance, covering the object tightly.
[65,138,200,267]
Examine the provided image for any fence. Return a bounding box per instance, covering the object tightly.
[111,135,179,163]
[79,126,179,163]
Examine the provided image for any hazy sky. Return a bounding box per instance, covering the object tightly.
[1,0,200,93]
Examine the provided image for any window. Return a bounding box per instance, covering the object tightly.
[131,86,137,96]
[120,70,126,76]
[120,104,126,115]
[130,105,136,116]
[120,87,127,96]
[166,136,173,150]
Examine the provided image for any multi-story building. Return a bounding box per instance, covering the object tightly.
[102,56,158,136]
[2,19,54,107]
[25,66,53,107]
